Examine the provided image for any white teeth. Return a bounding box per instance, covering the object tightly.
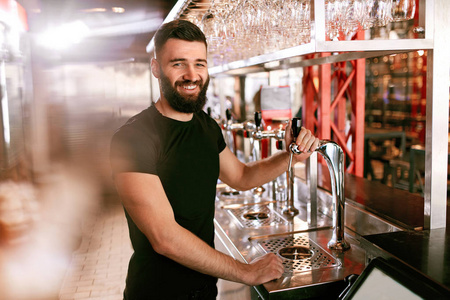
[183,85,196,90]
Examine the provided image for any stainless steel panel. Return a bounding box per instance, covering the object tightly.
[224,205,289,229]
[424,0,450,229]
[213,176,404,298]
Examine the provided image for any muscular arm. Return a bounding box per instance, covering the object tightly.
[114,172,284,285]
[220,126,320,191]
[219,147,290,190]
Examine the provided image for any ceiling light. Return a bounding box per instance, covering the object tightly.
[81,8,107,13]
[112,7,125,14]
[38,20,90,50]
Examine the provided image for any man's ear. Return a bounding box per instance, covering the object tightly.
[151,58,160,79]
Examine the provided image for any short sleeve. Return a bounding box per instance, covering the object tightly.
[215,121,227,153]
[110,126,158,176]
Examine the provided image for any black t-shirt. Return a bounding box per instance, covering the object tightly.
[110,104,226,299]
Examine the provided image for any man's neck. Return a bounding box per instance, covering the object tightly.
[154,98,193,122]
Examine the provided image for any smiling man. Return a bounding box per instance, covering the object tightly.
[110,20,319,299]
[156,37,210,115]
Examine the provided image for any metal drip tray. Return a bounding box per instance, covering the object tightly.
[225,205,289,228]
[278,246,313,260]
[243,211,269,220]
[257,235,340,273]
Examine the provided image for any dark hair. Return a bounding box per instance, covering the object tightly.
[154,19,207,58]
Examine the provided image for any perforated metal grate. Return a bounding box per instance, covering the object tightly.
[258,235,340,273]
[225,205,289,228]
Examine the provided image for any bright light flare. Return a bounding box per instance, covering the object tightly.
[112,7,125,13]
[38,20,90,50]
[81,8,107,13]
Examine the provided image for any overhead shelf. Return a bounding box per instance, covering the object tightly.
[208,44,430,76]
[147,0,433,76]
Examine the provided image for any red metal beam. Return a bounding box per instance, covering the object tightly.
[351,32,366,177]
[302,32,366,177]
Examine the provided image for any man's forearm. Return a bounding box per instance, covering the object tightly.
[239,150,291,190]
[153,222,251,284]
[152,221,283,286]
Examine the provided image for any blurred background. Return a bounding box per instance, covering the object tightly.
[0,1,181,299]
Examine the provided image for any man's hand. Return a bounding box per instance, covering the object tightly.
[284,121,320,163]
[243,253,284,286]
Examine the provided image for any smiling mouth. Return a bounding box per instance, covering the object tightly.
[182,84,197,90]
[177,81,201,94]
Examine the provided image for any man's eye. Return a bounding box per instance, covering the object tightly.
[172,62,185,67]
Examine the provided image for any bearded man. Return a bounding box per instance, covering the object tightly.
[110,20,319,300]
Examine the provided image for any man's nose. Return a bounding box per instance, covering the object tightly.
[182,65,200,82]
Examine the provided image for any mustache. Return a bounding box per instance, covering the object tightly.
[175,79,203,86]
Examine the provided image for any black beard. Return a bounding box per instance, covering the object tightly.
[160,69,209,114]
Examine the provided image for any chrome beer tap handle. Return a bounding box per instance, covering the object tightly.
[223,109,236,155]
[315,140,350,251]
[250,111,265,196]
[280,120,350,251]
[282,117,302,216]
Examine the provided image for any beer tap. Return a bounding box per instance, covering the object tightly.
[252,112,286,141]
[248,111,291,198]
[222,109,240,156]
[249,112,265,196]
[282,117,302,216]
[222,109,257,157]
[247,112,286,201]
[249,111,287,161]
[284,117,350,251]
[223,109,245,131]
[316,139,350,251]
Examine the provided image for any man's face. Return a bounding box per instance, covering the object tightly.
[153,39,209,113]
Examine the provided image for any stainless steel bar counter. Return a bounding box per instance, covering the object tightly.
[212,167,406,299]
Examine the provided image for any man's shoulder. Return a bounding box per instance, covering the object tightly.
[112,107,160,145]
[117,106,157,132]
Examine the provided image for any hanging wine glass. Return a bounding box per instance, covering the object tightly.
[222,0,245,62]
[183,9,205,28]
[288,0,311,46]
[341,0,365,37]
[325,0,340,40]
[239,0,266,57]
[368,0,392,28]
[201,14,221,65]
[391,0,416,21]
[361,0,375,29]
[265,0,285,52]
